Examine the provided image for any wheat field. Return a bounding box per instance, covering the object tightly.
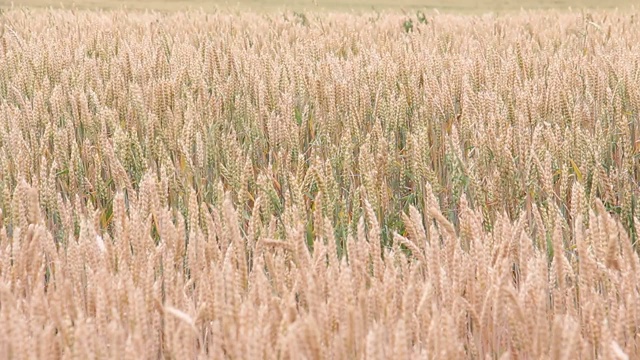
[1,7,640,359]
[5,0,637,13]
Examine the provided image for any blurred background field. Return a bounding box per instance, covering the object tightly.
[2,0,637,13]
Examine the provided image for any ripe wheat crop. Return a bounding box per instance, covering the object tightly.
[0,7,640,359]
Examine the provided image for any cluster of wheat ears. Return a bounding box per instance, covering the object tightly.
[0,7,639,359]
